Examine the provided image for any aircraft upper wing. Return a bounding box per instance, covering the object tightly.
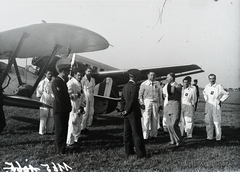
[0,23,109,59]
[92,64,204,86]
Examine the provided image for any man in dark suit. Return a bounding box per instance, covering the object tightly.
[52,63,72,154]
[0,71,6,134]
[120,69,146,158]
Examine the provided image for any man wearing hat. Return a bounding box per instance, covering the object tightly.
[66,68,84,146]
[120,69,146,159]
[52,62,72,154]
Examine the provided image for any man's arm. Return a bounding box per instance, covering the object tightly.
[218,85,229,103]
[138,83,144,106]
[36,80,44,98]
[203,86,208,101]
[125,84,138,114]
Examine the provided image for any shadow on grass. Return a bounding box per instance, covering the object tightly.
[149,126,240,156]
[8,116,39,132]
[93,114,123,126]
[10,116,39,125]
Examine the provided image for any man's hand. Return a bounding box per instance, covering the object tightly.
[120,111,127,116]
[219,101,222,107]
[140,104,145,110]
[158,106,163,112]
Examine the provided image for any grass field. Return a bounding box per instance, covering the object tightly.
[0,91,239,172]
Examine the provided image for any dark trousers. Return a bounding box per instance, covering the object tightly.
[124,117,146,158]
[0,94,6,134]
[54,112,69,154]
[194,102,198,111]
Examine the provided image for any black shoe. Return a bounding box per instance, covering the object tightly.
[137,155,146,159]
[206,138,214,141]
[81,128,89,134]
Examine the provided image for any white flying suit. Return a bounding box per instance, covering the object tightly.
[180,86,196,138]
[36,78,54,135]
[139,80,162,139]
[162,84,169,130]
[203,83,229,141]
[66,77,84,145]
[81,75,95,130]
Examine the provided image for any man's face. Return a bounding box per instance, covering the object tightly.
[148,72,156,81]
[209,75,216,85]
[166,74,173,83]
[183,79,190,88]
[46,71,53,80]
[62,70,70,80]
[75,72,83,82]
[85,69,92,76]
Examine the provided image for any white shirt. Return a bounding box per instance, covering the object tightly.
[36,78,54,106]
[67,77,83,112]
[81,75,95,95]
[139,80,162,104]
[203,83,229,105]
[182,86,196,106]
[162,83,168,107]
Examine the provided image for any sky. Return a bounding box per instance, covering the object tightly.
[0,0,239,88]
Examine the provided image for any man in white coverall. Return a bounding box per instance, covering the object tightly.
[203,74,229,141]
[36,70,54,135]
[162,81,169,132]
[139,71,162,139]
[66,69,84,146]
[180,77,196,138]
[81,67,95,133]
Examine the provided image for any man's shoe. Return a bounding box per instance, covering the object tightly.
[81,128,89,134]
[176,141,183,147]
[206,138,214,141]
[137,155,146,159]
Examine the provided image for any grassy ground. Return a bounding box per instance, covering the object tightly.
[0,92,240,172]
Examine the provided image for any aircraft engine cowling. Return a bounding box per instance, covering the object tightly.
[94,77,119,115]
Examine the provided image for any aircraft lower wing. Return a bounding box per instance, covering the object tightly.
[3,94,52,109]
[92,64,203,114]
[92,64,204,87]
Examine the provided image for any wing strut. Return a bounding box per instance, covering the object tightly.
[1,32,29,86]
[29,44,62,97]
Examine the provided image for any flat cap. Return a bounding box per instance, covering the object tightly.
[57,64,70,72]
[127,69,140,77]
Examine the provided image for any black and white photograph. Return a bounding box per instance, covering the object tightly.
[0,0,239,171]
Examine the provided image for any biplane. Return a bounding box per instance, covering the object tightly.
[0,23,204,115]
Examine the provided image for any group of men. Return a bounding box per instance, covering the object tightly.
[120,70,229,158]
[0,63,230,157]
[36,64,95,154]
